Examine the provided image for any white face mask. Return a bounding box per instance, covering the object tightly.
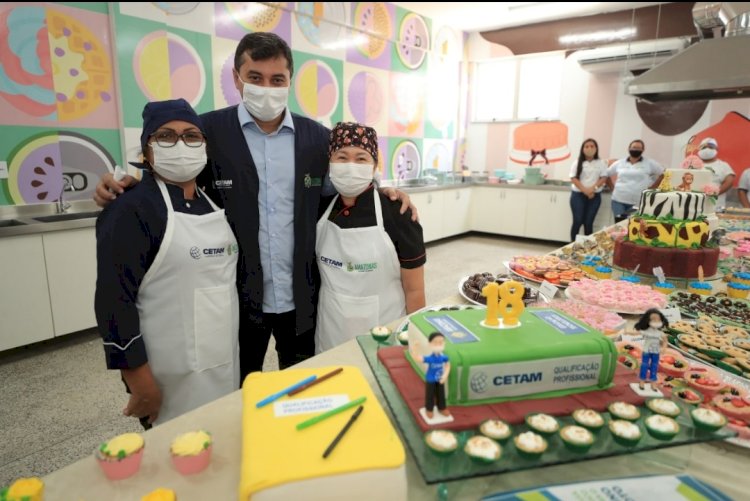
[649,321,663,329]
[329,162,374,197]
[151,142,207,182]
[239,80,288,122]
[698,148,717,160]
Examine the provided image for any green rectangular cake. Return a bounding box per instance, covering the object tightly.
[406,308,617,405]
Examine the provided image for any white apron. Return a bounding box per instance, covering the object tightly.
[137,179,239,425]
[314,192,405,354]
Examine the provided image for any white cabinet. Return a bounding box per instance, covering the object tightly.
[525,191,572,242]
[471,187,527,236]
[442,188,472,238]
[43,228,97,336]
[0,235,54,351]
[410,191,445,243]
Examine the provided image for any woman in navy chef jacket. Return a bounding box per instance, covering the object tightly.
[95,99,239,427]
[315,122,426,353]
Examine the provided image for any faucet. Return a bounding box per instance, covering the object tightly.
[56,182,75,214]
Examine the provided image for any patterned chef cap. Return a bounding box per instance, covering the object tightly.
[329,122,378,163]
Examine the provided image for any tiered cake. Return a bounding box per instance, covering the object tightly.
[613,189,719,279]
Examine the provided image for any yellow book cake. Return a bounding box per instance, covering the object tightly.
[239,366,406,501]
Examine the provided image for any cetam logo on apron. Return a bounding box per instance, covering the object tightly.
[189,243,239,259]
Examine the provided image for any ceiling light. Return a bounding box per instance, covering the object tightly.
[559,27,637,45]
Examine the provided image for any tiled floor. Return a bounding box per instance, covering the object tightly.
[0,233,556,486]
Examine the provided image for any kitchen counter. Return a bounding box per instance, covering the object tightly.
[0,200,101,238]
[394,181,574,194]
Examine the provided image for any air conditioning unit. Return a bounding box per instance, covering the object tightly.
[575,38,690,73]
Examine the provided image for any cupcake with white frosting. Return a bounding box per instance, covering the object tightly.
[559,425,595,453]
[370,326,392,343]
[424,430,458,455]
[464,435,502,463]
[608,420,642,446]
[513,431,548,459]
[645,415,680,440]
[572,409,605,431]
[525,413,560,435]
[607,402,641,421]
[690,407,727,431]
[479,419,512,442]
[645,398,681,418]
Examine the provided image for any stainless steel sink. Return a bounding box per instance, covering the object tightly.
[33,211,101,223]
[0,219,27,228]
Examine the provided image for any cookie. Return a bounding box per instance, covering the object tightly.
[721,325,749,338]
[678,334,710,350]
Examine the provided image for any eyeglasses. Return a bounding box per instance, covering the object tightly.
[150,130,206,148]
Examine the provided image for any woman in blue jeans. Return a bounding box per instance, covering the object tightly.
[569,138,608,241]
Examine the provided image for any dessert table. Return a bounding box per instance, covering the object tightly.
[41,295,750,501]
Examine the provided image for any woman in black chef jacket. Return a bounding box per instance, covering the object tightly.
[314,122,426,353]
[95,99,239,427]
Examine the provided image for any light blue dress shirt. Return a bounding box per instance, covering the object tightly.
[237,105,296,313]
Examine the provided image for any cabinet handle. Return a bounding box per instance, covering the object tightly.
[428,194,432,204]
[456,191,460,200]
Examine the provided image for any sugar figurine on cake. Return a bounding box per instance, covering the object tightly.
[633,308,669,393]
[409,332,451,422]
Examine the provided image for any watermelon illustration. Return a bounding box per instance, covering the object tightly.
[397,13,429,69]
[7,132,116,204]
[391,141,421,180]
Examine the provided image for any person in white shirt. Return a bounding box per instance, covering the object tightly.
[737,168,750,208]
[569,138,608,241]
[697,137,735,207]
[605,139,664,223]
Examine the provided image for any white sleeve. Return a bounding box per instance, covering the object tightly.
[650,159,665,176]
[718,160,736,181]
[598,159,609,177]
[739,169,750,191]
[605,160,619,177]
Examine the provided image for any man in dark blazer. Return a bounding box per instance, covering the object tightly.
[96,33,414,382]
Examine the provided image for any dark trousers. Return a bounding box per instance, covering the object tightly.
[239,307,316,383]
[425,381,447,411]
[612,200,634,224]
[570,191,601,241]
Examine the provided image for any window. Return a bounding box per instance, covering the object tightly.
[472,52,564,122]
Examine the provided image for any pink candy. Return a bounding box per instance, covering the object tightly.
[566,279,666,313]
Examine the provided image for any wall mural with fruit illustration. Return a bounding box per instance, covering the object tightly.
[0,2,119,205]
[0,2,464,206]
